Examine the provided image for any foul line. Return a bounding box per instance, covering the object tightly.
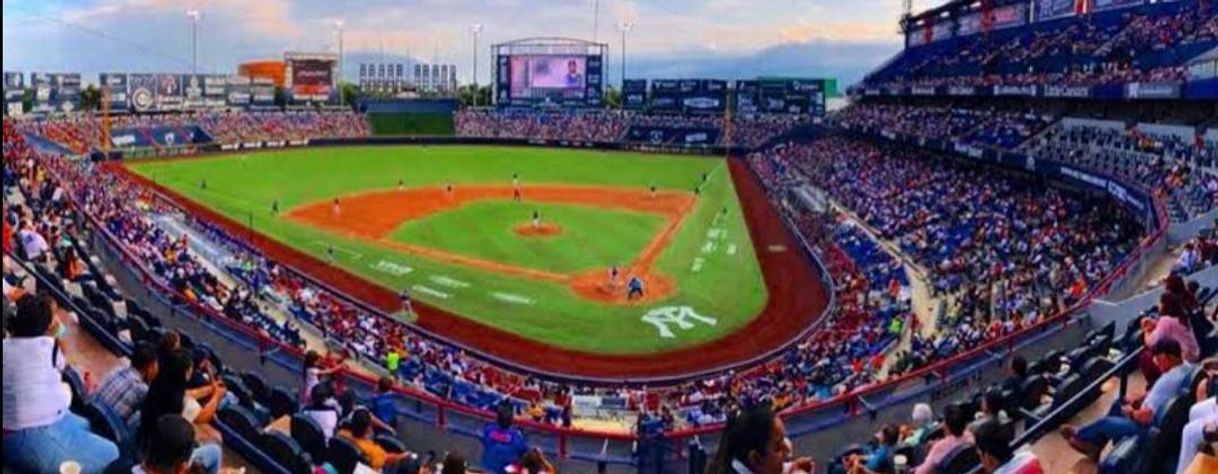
[309,241,364,260]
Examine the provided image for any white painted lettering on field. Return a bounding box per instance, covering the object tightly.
[371,260,413,276]
[491,292,534,305]
[411,285,451,299]
[430,275,471,288]
[641,306,718,339]
[690,257,705,273]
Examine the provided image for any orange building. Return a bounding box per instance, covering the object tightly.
[238,61,286,87]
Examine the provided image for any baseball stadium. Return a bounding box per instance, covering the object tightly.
[3,1,1218,474]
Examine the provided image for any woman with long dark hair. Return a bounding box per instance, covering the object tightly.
[707,406,815,474]
[139,348,227,474]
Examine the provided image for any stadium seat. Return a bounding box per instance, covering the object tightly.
[1100,436,1140,474]
[291,414,329,464]
[258,431,314,474]
[63,366,89,415]
[241,371,271,404]
[80,401,135,459]
[374,435,407,454]
[218,405,263,443]
[267,385,299,419]
[327,435,368,474]
[934,442,979,474]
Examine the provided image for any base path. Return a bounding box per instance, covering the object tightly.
[284,184,690,303]
[108,158,830,381]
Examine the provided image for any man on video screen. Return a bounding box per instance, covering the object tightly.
[564,60,583,88]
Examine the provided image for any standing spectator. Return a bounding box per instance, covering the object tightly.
[302,383,341,440]
[481,402,529,474]
[366,376,399,429]
[94,341,159,429]
[2,294,120,474]
[302,350,342,406]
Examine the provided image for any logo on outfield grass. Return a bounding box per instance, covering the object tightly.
[371,260,414,276]
[641,306,717,339]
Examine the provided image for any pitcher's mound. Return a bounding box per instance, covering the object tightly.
[568,269,676,305]
[513,223,563,238]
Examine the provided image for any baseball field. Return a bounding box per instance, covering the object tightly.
[116,145,828,379]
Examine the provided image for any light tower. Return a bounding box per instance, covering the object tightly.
[186,10,201,74]
[617,21,636,88]
[472,23,483,106]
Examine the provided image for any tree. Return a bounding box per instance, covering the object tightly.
[273,86,287,109]
[340,81,361,110]
[456,84,492,107]
[603,85,622,109]
[79,84,101,111]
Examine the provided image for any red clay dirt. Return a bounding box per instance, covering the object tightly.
[512,223,564,238]
[106,158,829,381]
[283,184,689,303]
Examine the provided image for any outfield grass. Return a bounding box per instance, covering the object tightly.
[126,146,767,353]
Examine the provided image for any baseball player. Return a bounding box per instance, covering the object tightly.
[400,288,413,314]
[397,178,405,193]
[627,276,645,300]
[512,173,522,202]
[332,197,341,216]
[608,265,621,287]
[531,210,541,229]
[271,199,280,216]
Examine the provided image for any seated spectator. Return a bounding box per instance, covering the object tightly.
[365,376,399,429]
[481,402,529,474]
[902,403,936,446]
[140,348,227,448]
[303,382,341,440]
[913,403,973,474]
[442,452,469,474]
[518,448,557,474]
[1179,364,1218,474]
[848,424,899,473]
[1060,339,1196,460]
[94,341,159,429]
[707,405,816,474]
[1141,293,1201,383]
[970,390,1011,434]
[134,414,224,474]
[336,408,413,473]
[973,419,1043,474]
[2,293,120,474]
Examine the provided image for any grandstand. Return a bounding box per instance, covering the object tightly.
[5,1,1218,474]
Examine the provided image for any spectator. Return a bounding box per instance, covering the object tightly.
[302,382,341,440]
[707,405,816,474]
[970,390,1011,434]
[140,348,227,448]
[1179,365,1218,474]
[134,414,224,474]
[1060,339,1195,460]
[518,448,557,474]
[848,424,899,473]
[974,419,1043,473]
[442,452,469,474]
[902,403,936,446]
[336,408,413,473]
[913,403,974,474]
[2,293,120,474]
[94,341,159,429]
[366,376,399,429]
[302,350,342,406]
[481,402,529,474]
[1002,356,1028,396]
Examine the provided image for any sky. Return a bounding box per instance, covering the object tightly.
[1,0,944,86]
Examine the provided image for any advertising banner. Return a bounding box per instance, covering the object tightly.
[129,74,157,112]
[622,79,647,110]
[99,73,129,111]
[4,72,23,116]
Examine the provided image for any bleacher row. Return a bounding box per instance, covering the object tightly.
[864,1,1218,89]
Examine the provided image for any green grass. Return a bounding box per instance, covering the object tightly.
[126,146,767,354]
[390,201,668,274]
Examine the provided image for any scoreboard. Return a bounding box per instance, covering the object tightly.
[627,77,828,117]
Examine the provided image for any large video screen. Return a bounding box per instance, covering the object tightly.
[509,55,587,99]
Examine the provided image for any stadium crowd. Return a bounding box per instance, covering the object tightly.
[863,1,1217,89]
[748,136,1143,378]
[8,111,369,155]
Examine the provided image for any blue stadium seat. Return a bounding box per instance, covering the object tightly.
[327,435,368,474]
[291,414,329,464]
[258,431,314,474]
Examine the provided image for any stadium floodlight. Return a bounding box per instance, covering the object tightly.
[186,10,201,74]
[335,19,346,85]
[617,21,636,89]
[472,23,484,106]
